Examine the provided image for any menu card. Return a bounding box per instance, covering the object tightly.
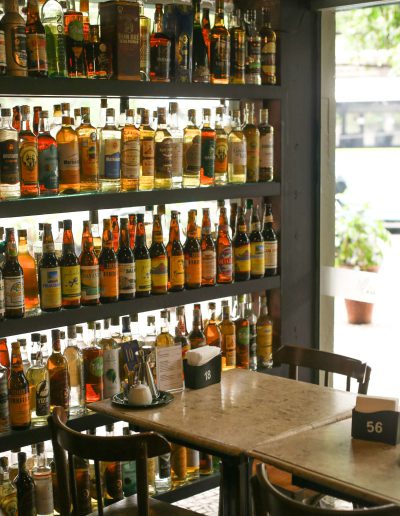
[156,345,184,392]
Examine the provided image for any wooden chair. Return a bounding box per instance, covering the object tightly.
[251,463,400,515]
[48,407,201,516]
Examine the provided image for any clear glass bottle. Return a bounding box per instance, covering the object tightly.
[121,109,140,192]
[154,107,173,190]
[243,103,260,182]
[228,109,247,183]
[50,104,62,138]
[41,0,67,77]
[83,321,103,403]
[56,115,80,194]
[26,347,50,426]
[0,108,20,199]
[214,106,228,185]
[186,449,199,481]
[54,220,63,259]
[210,0,230,84]
[89,210,102,257]
[183,109,201,188]
[32,442,53,516]
[220,305,236,370]
[168,102,183,189]
[156,309,174,348]
[259,108,274,182]
[100,319,120,399]
[244,9,261,85]
[139,109,155,191]
[77,107,99,192]
[63,325,84,414]
[205,302,221,348]
[99,108,121,192]
[155,453,172,493]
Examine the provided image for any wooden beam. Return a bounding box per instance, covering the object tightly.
[310,0,400,11]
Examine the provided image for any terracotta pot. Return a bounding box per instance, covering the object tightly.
[344,299,374,325]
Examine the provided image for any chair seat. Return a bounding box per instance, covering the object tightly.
[89,495,202,515]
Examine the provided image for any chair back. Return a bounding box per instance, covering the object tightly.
[252,464,400,515]
[48,407,170,516]
[274,345,371,394]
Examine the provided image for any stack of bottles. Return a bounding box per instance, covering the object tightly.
[0,100,275,200]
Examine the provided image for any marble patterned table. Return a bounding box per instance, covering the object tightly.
[90,369,356,515]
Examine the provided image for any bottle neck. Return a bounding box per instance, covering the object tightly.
[17,237,28,254]
[135,222,146,247]
[62,230,75,253]
[102,225,113,249]
[0,117,12,130]
[21,117,32,132]
[214,0,225,26]
[119,226,130,248]
[153,7,163,33]
[39,117,51,134]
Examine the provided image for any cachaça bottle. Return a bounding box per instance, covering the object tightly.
[74,454,92,514]
[0,363,9,433]
[111,214,119,253]
[32,106,41,136]
[1,0,27,77]
[83,321,103,403]
[216,207,233,284]
[154,107,173,190]
[79,220,100,306]
[200,108,216,186]
[3,228,25,319]
[214,106,228,185]
[233,206,250,282]
[262,203,278,276]
[38,110,59,195]
[260,7,277,85]
[188,307,206,349]
[156,309,174,348]
[200,208,216,286]
[0,457,17,514]
[63,325,84,414]
[168,102,183,189]
[244,9,261,85]
[150,3,171,83]
[100,319,120,399]
[0,108,20,199]
[26,346,50,426]
[191,0,209,83]
[56,115,80,194]
[39,223,62,312]
[243,103,260,182]
[256,297,273,368]
[32,442,54,516]
[184,209,201,289]
[210,0,230,84]
[117,218,135,301]
[139,109,155,191]
[89,210,102,258]
[16,229,38,313]
[244,294,258,371]
[26,0,48,77]
[47,329,70,413]
[250,206,265,279]
[19,105,39,198]
[229,9,245,84]
[235,294,250,369]
[182,109,201,188]
[59,219,81,309]
[77,106,99,192]
[41,0,67,77]
[134,214,151,297]
[228,109,246,183]
[101,424,124,506]
[15,452,36,515]
[259,108,274,182]
[99,219,119,303]
[204,302,221,348]
[220,305,236,370]
[0,338,10,372]
[121,109,140,192]
[166,210,184,292]
[9,341,31,430]
[64,0,85,77]
[100,108,121,192]
[150,214,168,295]
[128,214,136,251]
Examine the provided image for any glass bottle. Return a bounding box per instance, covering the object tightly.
[0,25,5,75]
[19,105,39,198]
[17,229,39,313]
[150,3,171,83]
[228,110,246,184]
[156,309,174,348]
[0,361,9,432]
[60,219,81,309]
[235,294,250,369]
[47,329,70,413]
[100,108,121,192]
[12,106,21,132]
[154,107,173,190]
[216,207,233,284]
[89,210,102,258]
[167,102,183,189]
[38,110,59,195]
[3,228,25,319]
[245,294,257,371]
[86,24,108,79]
[41,0,67,77]
[183,109,201,188]
[49,104,62,138]
[262,203,278,276]
[0,108,20,199]
[121,109,140,192]
[134,214,151,298]
[26,347,50,427]
[166,211,184,292]
[54,221,63,260]
[250,205,265,279]
[200,208,216,287]
[80,219,100,306]
[1,0,27,77]
[77,107,99,192]
[174,306,190,357]
[0,457,17,514]
[214,106,228,186]
[243,103,260,182]
[205,302,221,348]
[0,340,8,372]
[233,206,250,281]
[202,7,211,57]
[32,442,53,516]
[155,452,172,494]
[99,319,120,399]
[171,443,187,487]
[220,305,236,371]
[184,210,201,289]
[259,108,274,182]
[244,9,261,85]
[38,223,61,312]
[260,7,277,85]
[210,0,230,84]
[127,214,136,252]
[9,341,31,430]
[99,219,119,303]
[188,308,206,350]
[63,325,84,415]
[149,214,167,295]
[229,9,245,84]
[256,300,273,368]
[199,453,213,476]
[26,0,48,77]
[139,109,155,191]
[64,0,85,78]
[102,424,124,506]
[186,449,199,481]
[200,108,216,187]
[118,218,135,301]
[56,116,80,194]
[139,2,150,80]
[15,452,36,515]
[191,0,209,83]
[32,106,41,137]
[83,322,103,403]
[40,335,49,365]
[73,453,92,514]
[18,339,30,375]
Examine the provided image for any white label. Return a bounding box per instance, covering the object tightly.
[260,133,274,168]
[0,278,5,316]
[121,139,140,179]
[118,262,135,295]
[103,348,121,398]
[34,475,54,514]
[265,241,278,269]
[201,249,216,281]
[230,141,247,166]
[4,275,24,309]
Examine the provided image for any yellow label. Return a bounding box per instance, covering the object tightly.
[169,255,184,288]
[20,141,38,183]
[136,258,151,292]
[79,133,98,180]
[9,392,30,426]
[224,334,236,367]
[80,265,100,301]
[40,267,62,309]
[99,263,118,298]
[265,241,278,269]
[234,244,250,273]
[215,137,228,173]
[256,324,272,360]
[61,265,81,300]
[184,252,201,285]
[250,242,265,276]
[151,255,168,289]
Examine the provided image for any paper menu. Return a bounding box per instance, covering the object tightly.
[156,345,184,392]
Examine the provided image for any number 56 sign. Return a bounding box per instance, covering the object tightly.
[352,409,400,445]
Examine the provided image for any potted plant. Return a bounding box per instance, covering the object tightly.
[335,205,390,324]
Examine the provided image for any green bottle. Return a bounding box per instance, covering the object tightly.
[41,0,67,77]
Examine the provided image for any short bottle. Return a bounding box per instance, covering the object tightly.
[166,211,185,292]
[9,341,31,430]
[38,223,62,312]
[19,105,40,198]
[56,115,80,194]
[15,452,36,516]
[184,210,201,289]
[233,206,250,282]
[48,329,70,414]
[188,308,206,349]
[60,219,81,309]
[154,107,173,190]
[220,305,236,370]
[262,203,278,276]
[100,108,121,192]
[204,302,221,348]
[3,228,25,319]
[200,208,216,287]
[256,299,273,368]
[259,108,274,182]
[121,109,140,192]
[134,214,151,297]
[38,110,59,195]
[182,110,201,188]
[79,220,100,305]
[200,108,216,187]
[0,108,20,199]
[250,206,265,279]
[139,109,155,191]
[117,218,135,301]
[228,110,247,184]
[77,107,99,192]
[99,219,119,303]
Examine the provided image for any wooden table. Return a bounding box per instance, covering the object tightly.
[90,369,356,515]
[250,419,400,507]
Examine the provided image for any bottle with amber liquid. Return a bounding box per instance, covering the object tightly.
[102,424,124,506]
[74,455,92,514]
[15,452,36,515]
[250,206,265,279]
[260,7,277,85]
[243,103,260,183]
[184,210,201,289]
[110,215,119,254]
[139,109,155,191]
[229,9,245,84]
[121,109,140,192]
[233,206,250,282]
[188,308,206,350]
[0,338,10,371]
[134,214,151,297]
[216,207,233,284]
[200,108,216,186]
[204,302,221,348]
[1,0,28,77]
[128,214,136,251]
[39,223,62,312]
[150,4,171,82]
[228,110,246,184]
[117,218,135,301]
[166,211,184,292]
[154,107,173,190]
[262,203,278,276]
[57,116,80,194]
[26,0,48,77]
[214,106,228,185]
[244,9,261,85]
[235,294,250,369]
[64,0,86,77]
[182,109,201,188]
[99,219,118,304]
[47,329,70,413]
[200,208,216,287]
[17,229,39,313]
[210,0,230,84]
[80,220,100,306]
[60,219,81,309]
[259,108,274,182]
[229,202,238,238]
[256,298,273,369]
[3,228,25,319]
[191,0,209,83]
[220,305,236,370]
[83,322,103,403]
[150,214,168,295]
[77,107,99,192]
[38,110,59,195]
[9,341,30,430]
[19,105,39,198]
[90,210,102,258]
[85,25,108,79]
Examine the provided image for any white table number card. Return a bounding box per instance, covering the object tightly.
[156,345,184,392]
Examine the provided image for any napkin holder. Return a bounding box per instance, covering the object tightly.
[351,396,400,445]
[183,354,221,390]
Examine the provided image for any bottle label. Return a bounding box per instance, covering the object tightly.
[49,369,70,409]
[121,139,140,179]
[250,241,265,276]
[211,35,230,78]
[34,474,54,514]
[58,141,80,184]
[100,263,118,298]
[257,324,272,359]
[224,334,236,367]
[0,139,19,185]
[79,132,98,180]
[68,19,84,42]
[246,37,261,74]
[11,26,27,68]
[169,254,184,288]
[260,133,274,168]
[141,140,155,176]
[177,32,190,75]
[104,138,121,179]
[215,136,228,173]
[40,267,62,309]
[152,44,170,80]
[20,141,38,184]
[155,139,173,178]
[0,30,6,68]
[89,356,103,378]
[38,143,58,190]
[171,139,183,178]
[0,278,4,317]
[234,244,250,273]
[184,252,201,285]
[136,258,151,292]
[265,240,278,269]
[201,249,216,281]
[233,32,246,72]
[201,138,215,179]
[61,264,81,301]
[261,40,276,75]
[229,140,246,166]
[0,376,9,432]
[36,378,50,416]
[236,325,250,360]
[4,275,24,309]
[183,136,201,173]
[26,33,48,72]
[103,348,120,398]
[246,135,260,179]
[9,391,30,426]
[151,255,168,289]
[118,262,135,295]
[217,245,232,277]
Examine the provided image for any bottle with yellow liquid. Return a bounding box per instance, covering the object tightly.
[150,214,168,295]
[121,109,140,191]
[220,305,236,370]
[256,298,273,369]
[77,107,99,192]
[139,109,155,191]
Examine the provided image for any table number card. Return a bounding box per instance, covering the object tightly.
[156,345,184,392]
[352,395,400,445]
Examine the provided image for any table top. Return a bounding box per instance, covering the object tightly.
[90,369,356,457]
[250,419,400,506]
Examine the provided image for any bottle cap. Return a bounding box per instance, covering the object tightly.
[40,110,49,118]
[169,102,178,114]
[111,316,120,326]
[31,333,41,342]
[67,325,77,339]
[103,318,110,330]
[0,108,11,117]
[63,219,72,230]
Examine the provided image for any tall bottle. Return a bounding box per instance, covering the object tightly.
[149,214,168,295]
[77,107,99,192]
[262,203,278,276]
[250,206,265,279]
[168,102,183,189]
[32,442,54,516]
[235,294,250,369]
[0,108,20,199]
[188,308,206,349]
[229,9,245,84]
[233,206,250,282]
[150,3,171,83]
[200,208,216,287]
[56,115,80,194]
[83,322,103,403]
[244,9,261,85]
[228,110,246,183]
[3,228,25,319]
[245,294,257,370]
[214,106,228,185]
[19,105,39,198]
[210,0,230,84]
[38,223,62,312]
[9,341,31,430]
[220,305,236,371]
[79,220,100,305]
[117,218,135,301]
[184,210,201,289]
[191,0,209,83]
[38,110,59,195]
[200,108,216,187]
[1,0,27,76]
[15,452,36,515]
[139,109,155,191]
[216,206,232,284]
[140,3,151,80]
[100,108,121,192]
[121,109,140,192]
[26,0,48,77]
[182,109,201,188]
[59,219,81,309]
[134,214,151,297]
[41,0,67,77]
[64,0,86,77]
[166,211,184,292]
[205,302,221,348]
[100,319,120,399]
[47,329,70,413]
[17,229,39,313]
[99,219,119,303]
[243,103,260,182]
[256,299,273,368]
[154,107,173,190]
[259,108,274,182]
[260,7,277,85]
[63,325,83,414]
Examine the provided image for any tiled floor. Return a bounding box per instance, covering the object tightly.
[173,487,220,515]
